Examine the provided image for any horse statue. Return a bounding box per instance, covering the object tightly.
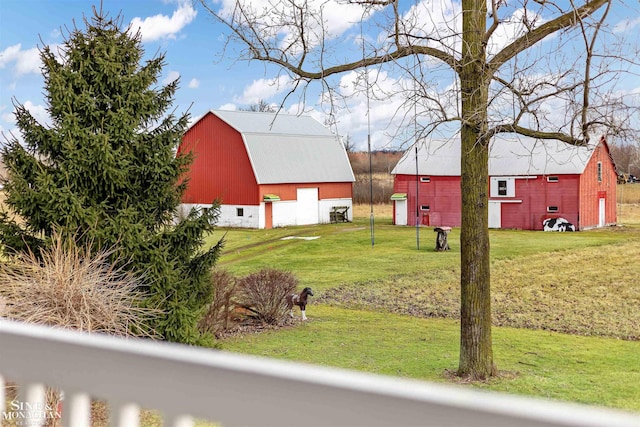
[286,287,314,321]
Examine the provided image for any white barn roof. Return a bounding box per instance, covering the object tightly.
[392,135,597,177]
[210,110,355,184]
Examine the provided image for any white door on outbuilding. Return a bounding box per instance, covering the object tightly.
[296,187,319,225]
[394,199,407,225]
[488,201,501,228]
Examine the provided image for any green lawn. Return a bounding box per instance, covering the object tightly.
[205,212,640,412]
[221,306,640,411]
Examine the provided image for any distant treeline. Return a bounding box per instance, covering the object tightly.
[348,151,402,204]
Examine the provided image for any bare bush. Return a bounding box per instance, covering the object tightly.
[0,232,158,338]
[198,269,238,336]
[236,268,298,325]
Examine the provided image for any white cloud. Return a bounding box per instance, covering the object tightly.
[0,44,41,75]
[218,103,237,111]
[234,75,292,104]
[613,15,640,33]
[188,78,200,89]
[22,101,50,126]
[129,1,197,42]
[163,70,180,85]
[217,0,367,52]
[1,112,13,123]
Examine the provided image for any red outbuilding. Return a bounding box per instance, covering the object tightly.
[391,135,617,230]
[178,110,355,229]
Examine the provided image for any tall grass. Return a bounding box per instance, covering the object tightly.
[617,183,640,203]
[352,172,395,204]
[0,232,157,337]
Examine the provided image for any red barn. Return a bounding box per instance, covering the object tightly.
[178,110,355,229]
[391,135,617,230]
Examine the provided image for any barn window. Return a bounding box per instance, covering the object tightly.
[497,180,508,196]
[597,162,602,182]
[420,205,430,211]
[547,176,559,182]
[236,208,244,217]
[490,177,515,197]
[420,177,431,183]
[547,206,559,213]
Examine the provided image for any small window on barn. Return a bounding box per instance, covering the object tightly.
[597,162,602,182]
[420,177,431,183]
[497,180,508,196]
[236,208,244,217]
[420,205,430,211]
[491,177,515,197]
[547,176,559,182]
[547,206,559,213]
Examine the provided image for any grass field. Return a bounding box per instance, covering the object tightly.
[212,201,640,412]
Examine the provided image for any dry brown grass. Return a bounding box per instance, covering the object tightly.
[1,233,165,426]
[618,203,640,225]
[353,203,393,218]
[617,183,640,204]
[0,232,158,337]
[319,223,640,340]
[320,237,640,340]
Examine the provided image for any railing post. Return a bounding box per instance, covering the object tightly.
[167,414,194,427]
[62,391,91,427]
[23,382,46,427]
[110,401,140,427]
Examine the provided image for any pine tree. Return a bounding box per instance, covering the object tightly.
[0,8,222,344]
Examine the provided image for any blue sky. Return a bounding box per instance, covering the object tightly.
[1,0,639,152]
[0,1,312,146]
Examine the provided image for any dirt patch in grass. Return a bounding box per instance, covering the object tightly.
[318,241,640,340]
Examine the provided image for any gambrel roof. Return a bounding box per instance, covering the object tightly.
[203,110,355,184]
[392,134,600,177]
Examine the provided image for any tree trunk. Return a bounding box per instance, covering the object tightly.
[457,0,495,379]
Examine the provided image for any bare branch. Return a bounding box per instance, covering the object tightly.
[489,0,610,72]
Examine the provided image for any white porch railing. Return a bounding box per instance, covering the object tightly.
[1,319,639,427]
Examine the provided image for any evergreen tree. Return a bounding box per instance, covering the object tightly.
[0,8,222,344]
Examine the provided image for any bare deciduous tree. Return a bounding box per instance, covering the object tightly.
[240,99,277,112]
[202,0,639,378]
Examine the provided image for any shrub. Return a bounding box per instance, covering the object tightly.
[236,268,298,325]
[0,9,223,344]
[0,232,157,337]
[198,269,238,336]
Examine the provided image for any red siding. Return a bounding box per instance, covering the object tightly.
[259,182,352,201]
[394,175,461,226]
[501,176,580,230]
[579,138,617,228]
[393,138,616,230]
[179,113,259,205]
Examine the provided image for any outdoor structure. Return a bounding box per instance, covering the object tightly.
[178,110,355,229]
[391,135,617,230]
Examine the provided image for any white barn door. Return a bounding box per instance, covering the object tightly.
[297,188,319,225]
[488,201,501,228]
[598,198,606,227]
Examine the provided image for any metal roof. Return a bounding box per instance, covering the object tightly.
[392,135,597,176]
[212,110,333,136]
[211,110,355,184]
